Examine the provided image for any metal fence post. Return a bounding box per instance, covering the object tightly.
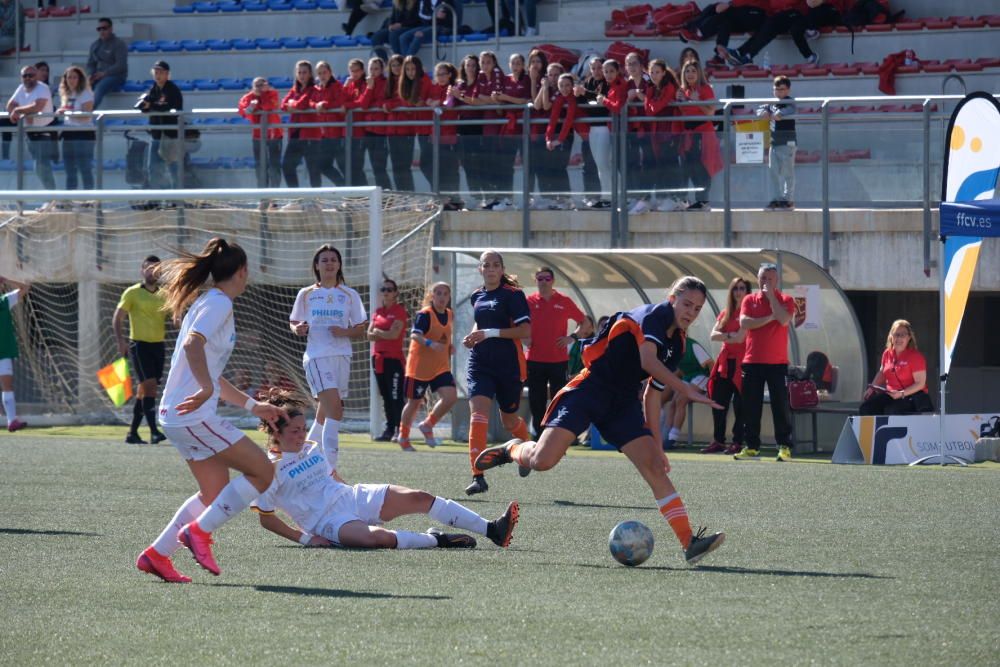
[522,104,531,247]
[722,102,732,247]
[95,114,104,190]
[345,108,354,186]
[259,108,269,187]
[432,108,441,194]
[821,101,830,271]
[176,112,186,189]
[922,98,932,276]
[618,104,629,247]
[609,112,620,248]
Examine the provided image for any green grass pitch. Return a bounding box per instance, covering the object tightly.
[1,428,997,665]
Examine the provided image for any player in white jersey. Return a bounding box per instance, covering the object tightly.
[136,238,286,584]
[252,390,519,550]
[289,244,368,474]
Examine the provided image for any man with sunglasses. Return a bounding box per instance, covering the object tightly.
[7,65,56,198]
[86,17,128,109]
[525,267,586,437]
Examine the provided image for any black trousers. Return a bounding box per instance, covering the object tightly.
[388,134,416,192]
[252,138,282,188]
[364,133,391,190]
[544,135,574,197]
[710,360,744,444]
[738,10,807,59]
[712,6,767,47]
[741,363,792,449]
[281,137,310,187]
[580,138,601,199]
[346,135,367,186]
[648,135,682,198]
[681,134,711,204]
[527,360,568,436]
[373,356,405,429]
[419,137,461,198]
[859,391,934,416]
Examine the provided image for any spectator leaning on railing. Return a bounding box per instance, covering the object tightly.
[87,17,129,110]
[7,64,57,204]
[57,65,96,195]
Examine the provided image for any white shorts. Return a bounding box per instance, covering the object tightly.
[303,355,350,398]
[687,375,709,392]
[316,483,389,545]
[0,358,13,376]
[162,416,245,462]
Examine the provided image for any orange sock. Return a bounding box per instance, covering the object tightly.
[508,441,532,467]
[469,412,489,475]
[657,493,693,549]
[399,423,411,441]
[424,414,439,427]
[510,417,530,441]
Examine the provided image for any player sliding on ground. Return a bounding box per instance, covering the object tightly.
[476,276,727,565]
[252,390,519,550]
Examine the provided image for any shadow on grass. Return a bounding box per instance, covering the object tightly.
[552,499,654,511]
[0,527,99,537]
[210,582,451,600]
[567,563,892,579]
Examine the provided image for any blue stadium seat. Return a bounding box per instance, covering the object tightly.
[268,0,293,9]
[255,37,283,49]
[0,159,17,171]
[218,1,243,11]
[318,0,338,7]
[193,1,220,11]
[193,79,221,90]
[156,40,183,52]
[268,76,295,88]
[198,118,229,126]
[173,4,196,12]
[228,117,251,125]
[181,40,208,51]
[173,79,196,91]
[355,35,372,45]
[292,0,318,8]
[464,32,489,41]
[232,38,257,50]
[190,156,218,168]
[217,77,246,90]
[122,80,147,92]
[130,40,157,52]
[217,157,239,169]
[243,1,268,10]
[306,36,334,48]
[205,39,233,51]
[242,77,257,88]
[102,118,127,126]
[280,37,308,48]
[334,35,358,46]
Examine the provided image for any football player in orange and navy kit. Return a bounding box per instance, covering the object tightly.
[477,276,727,565]
[398,282,458,451]
[462,251,533,496]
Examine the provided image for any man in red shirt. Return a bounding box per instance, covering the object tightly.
[525,267,586,436]
[735,262,796,462]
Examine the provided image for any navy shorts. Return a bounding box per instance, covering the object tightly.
[541,376,650,450]
[404,372,456,400]
[129,340,165,384]
[468,367,523,414]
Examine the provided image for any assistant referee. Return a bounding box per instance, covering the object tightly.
[112,255,168,445]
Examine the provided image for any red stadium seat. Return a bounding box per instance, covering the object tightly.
[742,68,771,78]
[770,65,800,76]
[845,105,875,114]
[951,16,986,28]
[858,61,881,75]
[800,65,829,76]
[896,64,920,74]
[924,18,955,29]
[893,20,924,30]
[876,104,906,113]
[829,63,860,75]
[954,61,984,72]
[921,60,952,73]
[796,150,820,164]
[632,26,658,37]
[829,151,850,163]
[845,149,872,160]
[710,69,740,79]
[605,22,632,37]
[974,57,1000,68]
[864,23,893,32]
[979,15,1000,27]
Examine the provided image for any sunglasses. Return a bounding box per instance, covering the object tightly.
[535,275,553,282]
[380,287,397,293]
[21,73,35,78]
[97,26,110,31]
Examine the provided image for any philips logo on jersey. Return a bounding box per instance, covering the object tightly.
[286,454,324,479]
[312,308,345,319]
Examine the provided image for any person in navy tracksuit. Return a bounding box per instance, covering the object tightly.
[461,250,532,495]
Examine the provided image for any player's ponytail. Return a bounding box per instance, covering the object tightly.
[668,275,707,299]
[160,237,248,325]
[256,388,307,453]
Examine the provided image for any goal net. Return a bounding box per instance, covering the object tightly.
[0,187,439,432]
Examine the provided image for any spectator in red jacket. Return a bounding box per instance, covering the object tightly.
[475,50,507,210]
[312,60,347,187]
[238,77,283,190]
[491,53,532,211]
[341,58,370,186]
[425,61,462,209]
[280,60,323,190]
[544,73,583,210]
[383,54,407,191]
[393,55,434,192]
[532,61,566,209]
[358,57,391,190]
[450,54,483,206]
[676,59,722,211]
[623,52,653,215]
[641,59,683,212]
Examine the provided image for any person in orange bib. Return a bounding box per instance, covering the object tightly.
[399,282,458,451]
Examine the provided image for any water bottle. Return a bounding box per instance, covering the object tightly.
[762,52,771,71]
[904,49,915,67]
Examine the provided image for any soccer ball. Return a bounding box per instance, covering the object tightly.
[608,520,654,567]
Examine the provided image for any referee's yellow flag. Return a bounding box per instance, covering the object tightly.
[97,357,133,407]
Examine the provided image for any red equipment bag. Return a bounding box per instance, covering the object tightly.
[604,41,649,65]
[788,380,820,409]
[534,43,581,71]
[652,1,699,32]
[611,4,654,25]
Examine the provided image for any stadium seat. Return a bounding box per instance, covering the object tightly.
[268,76,295,88]
[605,22,632,37]
[181,40,209,51]
[710,69,739,80]
[193,79,221,91]
[243,1,269,10]
[173,4,196,12]
[228,117,251,125]
[829,63,860,75]
[268,0,293,9]
[173,80,196,91]
[48,6,76,17]
[796,150,819,164]
[954,61,983,72]
[920,60,952,73]
[924,18,955,29]
[193,1,221,11]
[156,40,183,52]
[355,35,373,45]
[219,1,244,11]
[318,0,339,8]
[306,36,334,48]
[896,64,920,74]
[333,35,358,46]
[464,33,489,42]
[232,38,258,49]
[801,65,829,76]
[857,61,880,75]
[130,40,157,52]
[742,68,771,79]
[951,16,986,28]
[980,15,1000,27]
[206,39,233,51]
[122,80,148,92]
[255,38,283,49]
[292,0,319,8]
[893,20,924,31]
[217,77,246,90]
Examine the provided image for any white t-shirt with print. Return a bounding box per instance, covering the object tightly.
[60,89,95,127]
[159,289,237,427]
[8,83,53,127]
[290,284,367,362]
[251,442,351,534]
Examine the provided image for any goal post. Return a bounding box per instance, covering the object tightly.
[0,187,439,434]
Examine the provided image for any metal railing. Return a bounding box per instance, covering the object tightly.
[1,93,987,271]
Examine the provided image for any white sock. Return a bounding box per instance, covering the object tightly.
[668,427,681,441]
[2,391,16,422]
[392,530,438,549]
[322,418,341,471]
[306,417,323,444]
[428,497,488,535]
[151,493,207,556]
[196,475,261,533]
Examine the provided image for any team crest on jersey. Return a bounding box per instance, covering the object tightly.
[478,299,498,310]
[549,405,570,426]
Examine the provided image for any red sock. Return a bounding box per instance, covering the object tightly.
[509,441,532,467]
[469,412,489,475]
[424,414,439,427]
[399,423,411,441]
[657,493,693,549]
[510,417,530,441]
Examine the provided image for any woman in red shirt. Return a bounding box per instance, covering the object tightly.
[384,54,410,191]
[676,59,722,211]
[449,54,483,207]
[359,56,392,190]
[237,77,283,189]
[341,58,370,186]
[641,59,683,212]
[860,319,934,415]
[280,60,323,189]
[474,50,507,210]
[544,73,583,210]
[622,52,652,215]
[368,278,409,442]
[312,60,346,187]
[425,61,462,209]
[703,277,751,453]
[491,53,532,211]
[392,55,433,193]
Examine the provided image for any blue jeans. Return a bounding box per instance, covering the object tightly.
[62,136,95,190]
[27,134,57,190]
[92,75,126,110]
[397,25,429,56]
